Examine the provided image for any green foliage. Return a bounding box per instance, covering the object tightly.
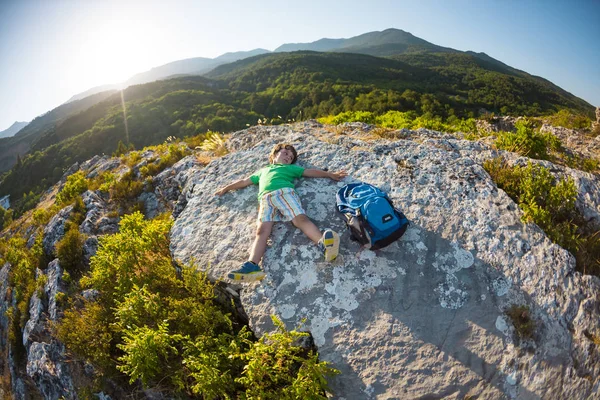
[506,305,535,339]
[139,142,190,179]
[56,171,89,206]
[183,133,207,148]
[56,227,85,278]
[88,171,117,192]
[375,110,417,129]
[0,206,13,230]
[109,170,144,211]
[117,321,184,386]
[318,110,479,135]
[57,301,114,369]
[112,140,135,157]
[32,206,58,226]
[546,109,591,130]
[58,212,338,397]
[495,119,561,160]
[319,111,376,125]
[12,191,42,219]
[235,316,339,399]
[0,236,40,361]
[121,150,142,168]
[484,157,600,276]
[2,238,36,322]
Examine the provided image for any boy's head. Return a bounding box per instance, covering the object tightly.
[269,143,298,164]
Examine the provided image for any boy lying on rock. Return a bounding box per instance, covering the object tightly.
[215,143,347,281]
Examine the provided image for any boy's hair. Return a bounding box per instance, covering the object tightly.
[269,143,298,164]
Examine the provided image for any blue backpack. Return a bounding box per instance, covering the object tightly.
[336,183,409,250]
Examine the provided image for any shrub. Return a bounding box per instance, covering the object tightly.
[56,301,114,370]
[375,110,416,129]
[56,171,89,206]
[0,206,13,230]
[495,120,560,160]
[32,206,58,226]
[56,227,85,278]
[58,212,339,397]
[117,322,183,386]
[121,150,142,167]
[547,109,591,130]
[110,170,144,209]
[319,110,478,135]
[139,143,190,179]
[235,316,339,399]
[89,172,117,192]
[183,133,206,148]
[484,157,600,276]
[319,111,376,125]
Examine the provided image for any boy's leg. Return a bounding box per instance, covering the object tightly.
[291,214,321,243]
[249,221,274,264]
[228,221,274,282]
[292,214,339,261]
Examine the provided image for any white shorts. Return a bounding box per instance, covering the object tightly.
[258,188,305,222]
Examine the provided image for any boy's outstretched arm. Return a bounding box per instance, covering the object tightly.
[215,178,253,196]
[303,169,348,181]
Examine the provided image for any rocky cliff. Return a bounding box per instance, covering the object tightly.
[2,120,600,399]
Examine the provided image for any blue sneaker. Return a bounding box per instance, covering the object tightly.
[318,230,340,262]
[228,261,266,282]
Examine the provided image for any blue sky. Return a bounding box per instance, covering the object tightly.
[0,0,598,132]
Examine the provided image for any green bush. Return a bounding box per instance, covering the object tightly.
[58,212,338,396]
[484,157,600,276]
[139,143,191,178]
[110,170,144,212]
[375,110,417,129]
[319,111,376,125]
[495,119,561,160]
[56,171,89,206]
[546,109,591,130]
[0,206,13,230]
[235,316,339,399]
[319,110,479,135]
[117,321,183,386]
[56,227,85,278]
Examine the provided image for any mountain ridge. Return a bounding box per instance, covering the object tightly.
[0,121,28,139]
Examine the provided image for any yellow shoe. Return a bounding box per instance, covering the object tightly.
[228,261,265,282]
[319,230,340,262]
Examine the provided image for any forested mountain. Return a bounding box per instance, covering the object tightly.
[0,90,117,173]
[0,39,595,215]
[275,28,455,55]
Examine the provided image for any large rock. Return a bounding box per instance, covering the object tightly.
[171,122,600,399]
[143,155,202,219]
[26,342,75,400]
[80,190,118,235]
[21,258,73,399]
[42,205,74,257]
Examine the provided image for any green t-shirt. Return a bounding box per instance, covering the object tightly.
[250,164,305,199]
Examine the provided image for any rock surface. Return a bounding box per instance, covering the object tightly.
[171,121,600,399]
[42,205,74,257]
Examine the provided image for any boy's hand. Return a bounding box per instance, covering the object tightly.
[215,187,228,196]
[328,170,348,181]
